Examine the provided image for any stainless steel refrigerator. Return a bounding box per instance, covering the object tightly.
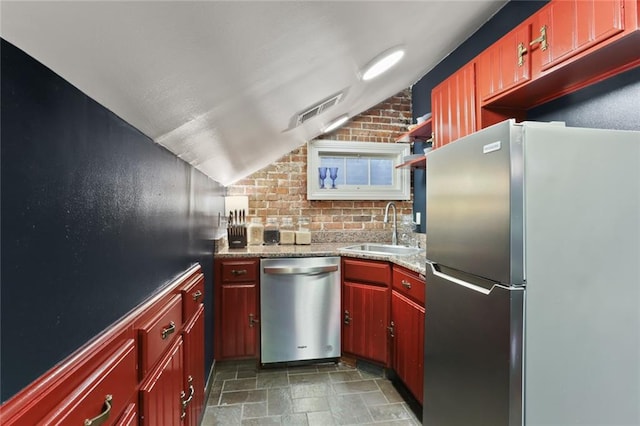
[423,119,640,425]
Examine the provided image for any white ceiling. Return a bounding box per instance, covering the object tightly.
[1,0,506,186]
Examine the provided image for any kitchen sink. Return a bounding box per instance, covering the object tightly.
[339,243,423,257]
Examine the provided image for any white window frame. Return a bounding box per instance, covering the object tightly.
[307,140,410,200]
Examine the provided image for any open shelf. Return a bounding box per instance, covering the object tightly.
[395,117,433,142]
[396,156,425,169]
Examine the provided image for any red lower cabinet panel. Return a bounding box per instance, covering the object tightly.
[182,305,205,426]
[116,403,138,425]
[391,291,425,404]
[39,338,138,425]
[139,337,185,426]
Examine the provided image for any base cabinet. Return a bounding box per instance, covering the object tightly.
[214,258,260,360]
[182,305,205,426]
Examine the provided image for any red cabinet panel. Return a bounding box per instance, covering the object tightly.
[342,281,390,366]
[432,62,477,148]
[181,273,204,323]
[343,258,391,286]
[41,338,137,425]
[139,336,185,426]
[534,0,625,72]
[392,266,425,306]
[391,291,425,404]
[219,284,258,359]
[182,305,205,426]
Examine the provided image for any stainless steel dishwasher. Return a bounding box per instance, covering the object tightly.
[260,257,341,364]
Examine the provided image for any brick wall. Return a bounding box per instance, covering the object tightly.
[226,89,415,239]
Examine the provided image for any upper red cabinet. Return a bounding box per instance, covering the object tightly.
[477,21,532,103]
[533,0,625,73]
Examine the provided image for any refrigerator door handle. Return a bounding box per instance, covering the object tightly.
[428,262,521,295]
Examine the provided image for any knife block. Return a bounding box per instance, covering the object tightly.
[227,226,247,249]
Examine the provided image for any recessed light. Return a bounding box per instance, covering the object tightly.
[361,47,405,81]
[323,114,349,133]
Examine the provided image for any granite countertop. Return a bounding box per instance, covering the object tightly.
[215,242,427,276]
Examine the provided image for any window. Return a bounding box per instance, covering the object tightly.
[307,140,410,200]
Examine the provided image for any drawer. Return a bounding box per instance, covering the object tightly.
[343,258,390,286]
[138,294,183,377]
[41,339,137,425]
[392,266,425,306]
[220,259,258,282]
[181,273,204,322]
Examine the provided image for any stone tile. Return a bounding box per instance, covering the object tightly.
[368,402,412,422]
[287,364,321,374]
[241,416,281,425]
[288,372,331,385]
[290,383,333,399]
[242,401,267,418]
[219,389,267,405]
[376,379,404,403]
[223,377,258,392]
[332,379,379,394]
[292,396,330,413]
[281,413,310,425]
[214,369,238,382]
[307,411,336,426]
[201,405,242,426]
[327,394,373,425]
[207,386,222,406]
[328,370,363,383]
[360,390,389,406]
[267,387,293,416]
[256,371,289,389]
[237,369,258,379]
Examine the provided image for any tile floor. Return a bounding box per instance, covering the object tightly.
[201,359,421,425]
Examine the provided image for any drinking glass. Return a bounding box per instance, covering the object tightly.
[329,167,338,189]
[318,167,327,189]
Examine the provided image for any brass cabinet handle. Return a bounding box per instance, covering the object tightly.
[161,321,176,340]
[387,321,395,338]
[249,314,259,328]
[192,290,203,302]
[231,269,247,276]
[84,394,112,426]
[180,376,195,420]
[401,280,412,290]
[530,25,548,51]
[517,42,527,66]
[343,310,352,325]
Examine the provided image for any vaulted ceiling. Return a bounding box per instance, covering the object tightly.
[1,1,507,185]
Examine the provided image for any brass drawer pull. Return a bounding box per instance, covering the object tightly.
[401,280,412,290]
[192,290,203,302]
[84,394,112,426]
[180,376,195,420]
[231,269,247,276]
[161,321,176,340]
[529,25,548,51]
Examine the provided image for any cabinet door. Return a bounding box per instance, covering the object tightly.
[219,283,258,359]
[182,305,205,426]
[342,282,389,366]
[140,337,184,426]
[477,22,532,103]
[391,291,425,404]
[432,62,477,148]
[534,0,625,72]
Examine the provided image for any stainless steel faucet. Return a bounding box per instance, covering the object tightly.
[383,202,398,245]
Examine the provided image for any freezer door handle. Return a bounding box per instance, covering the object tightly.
[263,265,339,275]
[428,262,520,295]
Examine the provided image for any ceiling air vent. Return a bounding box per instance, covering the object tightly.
[296,92,344,126]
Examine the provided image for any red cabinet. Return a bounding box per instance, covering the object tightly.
[214,258,260,360]
[342,258,391,366]
[477,22,532,103]
[533,0,625,73]
[431,61,477,148]
[391,266,426,404]
[182,305,205,426]
[139,337,185,426]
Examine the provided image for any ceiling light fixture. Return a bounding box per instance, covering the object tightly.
[361,47,405,81]
[323,114,349,133]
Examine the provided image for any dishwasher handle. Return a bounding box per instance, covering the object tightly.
[263,264,339,275]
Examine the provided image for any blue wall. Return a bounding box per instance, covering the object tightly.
[0,39,225,402]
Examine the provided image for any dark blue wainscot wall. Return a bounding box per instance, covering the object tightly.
[0,39,225,402]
